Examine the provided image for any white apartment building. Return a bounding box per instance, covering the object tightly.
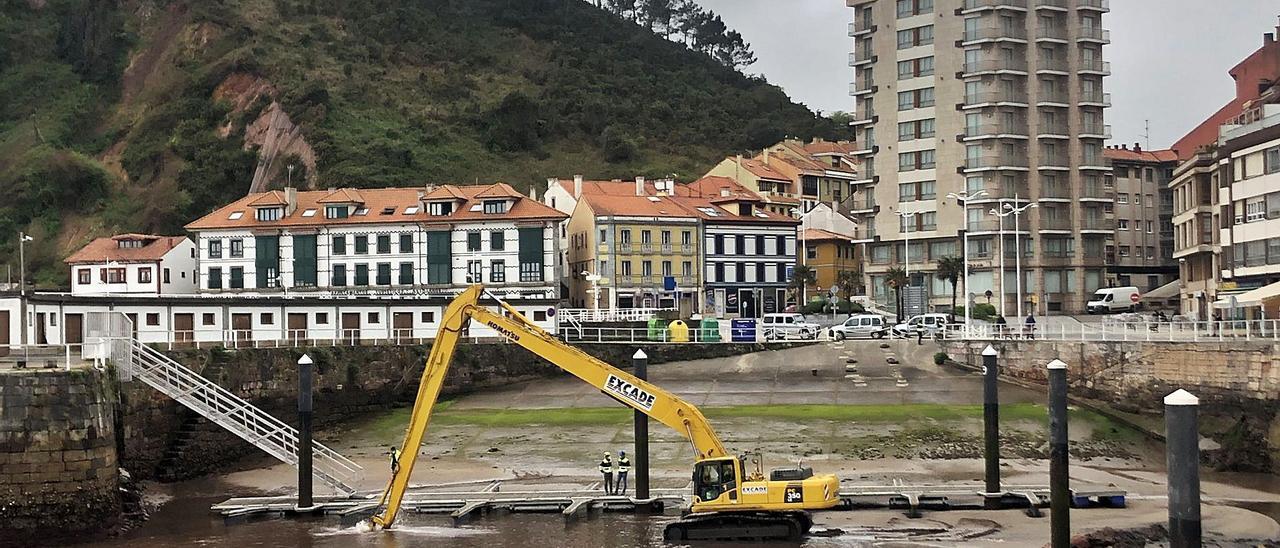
[184,184,565,302]
[65,234,197,296]
[1217,106,1280,310]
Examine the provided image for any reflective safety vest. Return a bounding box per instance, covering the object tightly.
[618,457,631,473]
[390,448,401,466]
[599,458,612,474]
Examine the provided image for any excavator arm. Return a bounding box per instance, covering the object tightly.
[370,284,727,528]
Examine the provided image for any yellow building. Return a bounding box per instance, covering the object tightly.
[567,193,701,315]
[705,156,800,216]
[802,228,863,296]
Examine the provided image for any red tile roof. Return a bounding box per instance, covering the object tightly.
[736,158,792,182]
[1103,148,1179,163]
[800,140,857,156]
[66,235,187,264]
[316,188,366,204]
[675,195,799,225]
[553,179,691,197]
[803,228,855,242]
[580,193,697,218]
[246,191,288,207]
[473,182,524,199]
[186,186,567,230]
[422,185,467,201]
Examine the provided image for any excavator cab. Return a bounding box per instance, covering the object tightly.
[693,457,742,504]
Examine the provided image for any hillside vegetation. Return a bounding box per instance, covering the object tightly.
[0,0,841,285]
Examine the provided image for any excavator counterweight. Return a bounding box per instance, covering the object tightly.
[367,285,840,541]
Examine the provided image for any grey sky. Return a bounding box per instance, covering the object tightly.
[698,0,1279,149]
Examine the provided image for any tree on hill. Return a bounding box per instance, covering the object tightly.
[598,0,756,70]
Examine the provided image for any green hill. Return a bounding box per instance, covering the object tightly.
[0,0,841,286]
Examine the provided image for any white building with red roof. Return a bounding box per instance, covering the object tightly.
[65,234,196,296]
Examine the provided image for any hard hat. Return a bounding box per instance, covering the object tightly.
[620,450,626,455]
[603,452,610,457]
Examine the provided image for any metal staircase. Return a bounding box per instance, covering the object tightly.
[120,339,362,495]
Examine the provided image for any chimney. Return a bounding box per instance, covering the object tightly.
[763,148,771,165]
[573,174,583,199]
[1133,142,1142,152]
[635,176,646,196]
[416,190,426,209]
[284,187,298,215]
[528,186,537,199]
[720,187,731,197]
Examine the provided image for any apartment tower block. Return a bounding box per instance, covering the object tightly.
[848,0,1111,314]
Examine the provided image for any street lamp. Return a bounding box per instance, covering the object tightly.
[947,190,988,331]
[989,198,1038,322]
[896,209,920,318]
[582,271,603,313]
[18,232,33,345]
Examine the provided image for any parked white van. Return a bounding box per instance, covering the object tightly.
[828,314,887,340]
[760,313,822,341]
[1086,286,1140,314]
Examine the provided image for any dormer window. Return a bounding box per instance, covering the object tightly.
[256,207,284,221]
[482,200,508,214]
[117,239,144,249]
[325,205,349,219]
[738,203,753,216]
[429,202,454,216]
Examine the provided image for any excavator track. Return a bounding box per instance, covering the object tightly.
[663,511,813,542]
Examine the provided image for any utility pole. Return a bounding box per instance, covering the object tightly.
[18,232,33,345]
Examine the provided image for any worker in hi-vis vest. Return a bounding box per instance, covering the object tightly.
[389,445,402,476]
[599,452,614,495]
[615,450,631,495]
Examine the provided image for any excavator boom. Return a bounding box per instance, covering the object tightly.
[370,285,727,528]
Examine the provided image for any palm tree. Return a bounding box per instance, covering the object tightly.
[935,256,964,322]
[835,269,863,305]
[788,264,817,304]
[885,266,907,320]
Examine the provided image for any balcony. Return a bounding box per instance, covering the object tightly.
[849,50,874,67]
[1038,154,1070,169]
[1079,154,1109,170]
[618,243,632,253]
[1039,184,1071,200]
[850,107,876,126]
[964,90,1030,107]
[1081,218,1115,232]
[964,155,1029,170]
[1037,122,1069,137]
[1078,27,1111,43]
[962,58,1029,76]
[1034,0,1067,10]
[1036,92,1069,106]
[1078,0,1109,12]
[849,19,874,36]
[967,218,1031,233]
[1079,122,1111,139]
[849,77,875,96]
[963,122,1029,140]
[1079,59,1111,75]
[1079,91,1111,107]
[1035,57,1069,73]
[1040,217,1073,231]
[1080,183,1112,201]
[967,181,1031,201]
[961,0,1028,12]
[1034,26,1068,42]
[963,26,1028,44]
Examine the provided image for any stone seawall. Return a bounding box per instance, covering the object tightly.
[943,339,1280,471]
[0,369,120,544]
[121,342,791,480]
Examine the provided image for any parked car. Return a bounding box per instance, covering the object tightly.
[760,313,822,341]
[888,313,952,338]
[828,314,888,340]
[1086,286,1140,314]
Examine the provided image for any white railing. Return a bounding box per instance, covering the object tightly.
[558,325,827,344]
[943,319,1280,342]
[111,335,362,495]
[0,344,86,371]
[557,307,677,324]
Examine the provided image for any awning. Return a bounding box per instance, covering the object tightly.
[1140,280,1180,301]
[1233,280,1280,307]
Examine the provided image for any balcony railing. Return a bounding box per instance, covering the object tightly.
[964,26,1027,42]
[1040,185,1070,199]
[1040,217,1072,230]
[964,58,1029,74]
[964,122,1028,138]
[850,50,874,65]
[967,218,1031,232]
[851,106,876,125]
[1036,58,1069,72]
[1079,59,1111,74]
[1081,218,1115,231]
[1080,184,1111,199]
[1078,91,1110,106]
[1035,26,1067,41]
[1037,122,1068,135]
[851,18,874,34]
[1037,92,1069,104]
[963,0,1028,9]
[1034,0,1067,9]
[1078,27,1111,43]
[966,155,1029,169]
[1038,154,1069,168]
[1078,0,1109,11]
[968,182,1030,200]
[1080,123,1112,138]
[965,90,1030,105]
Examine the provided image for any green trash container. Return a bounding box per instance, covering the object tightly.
[699,318,721,342]
[646,317,666,341]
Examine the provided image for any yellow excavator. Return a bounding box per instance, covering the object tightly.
[367,284,841,541]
